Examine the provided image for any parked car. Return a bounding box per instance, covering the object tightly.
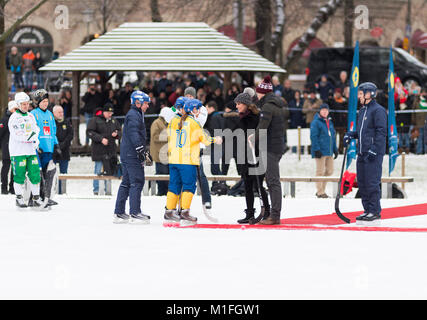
[307,47,427,90]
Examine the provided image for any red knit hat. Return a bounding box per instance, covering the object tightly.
[256,75,273,94]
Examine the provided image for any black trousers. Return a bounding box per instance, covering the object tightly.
[1,158,13,191]
[243,173,269,211]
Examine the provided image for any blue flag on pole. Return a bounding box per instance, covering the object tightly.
[346,41,359,169]
[388,47,399,175]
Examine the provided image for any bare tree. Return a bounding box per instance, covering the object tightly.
[0,0,49,114]
[343,0,354,47]
[151,0,162,22]
[284,0,343,75]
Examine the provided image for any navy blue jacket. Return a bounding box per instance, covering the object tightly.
[120,105,146,163]
[355,100,387,156]
[310,113,338,158]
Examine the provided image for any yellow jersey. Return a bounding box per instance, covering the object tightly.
[168,115,215,165]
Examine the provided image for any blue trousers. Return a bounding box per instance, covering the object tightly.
[54,159,69,194]
[155,162,169,196]
[114,161,145,215]
[93,161,106,193]
[356,154,383,215]
[168,164,197,195]
[39,152,53,170]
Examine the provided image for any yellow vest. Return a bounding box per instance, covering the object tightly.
[168,115,214,165]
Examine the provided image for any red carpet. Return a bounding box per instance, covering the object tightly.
[173,203,427,233]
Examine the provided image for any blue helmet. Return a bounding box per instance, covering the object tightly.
[130,90,150,105]
[174,96,188,109]
[183,98,201,113]
[358,82,377,98]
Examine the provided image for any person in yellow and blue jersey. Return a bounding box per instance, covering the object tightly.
[164,99,222,225]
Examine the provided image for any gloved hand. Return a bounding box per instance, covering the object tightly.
[135,145,146,163]
[334,150,339,159]
[343,131,357,147]
[54,144,62,157]
[367,149,377,161]
[144,150,153,166]
[314,150,322,158]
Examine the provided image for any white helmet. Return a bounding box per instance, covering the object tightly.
[14,92,30,106]
[8,100,18,112]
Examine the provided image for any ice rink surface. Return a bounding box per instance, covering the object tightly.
[1,154,427,299]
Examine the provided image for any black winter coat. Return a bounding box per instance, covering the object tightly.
[53,118,74,161]
[87,110,122,161]
[205,111,224,136]
[0,111,12,159]
[236,108,260,176]
[256,92,287,154]
[82,91,105,115]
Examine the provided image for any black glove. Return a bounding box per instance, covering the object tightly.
[144,150,153,166]
[135,145,146,163]
[367,149,377,161]
[334,150,338,159]
[314,150,322,158]
[343,131,357,147]
[54,144,62,157]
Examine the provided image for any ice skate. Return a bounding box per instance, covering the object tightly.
[32,196,50,211]
[113,213,130,224]
[129,212,150,224]
[163,209,181,227]
[356,213,381,226]
[15,195,28,210]
[179,209,197,226]
[355,212,368,224]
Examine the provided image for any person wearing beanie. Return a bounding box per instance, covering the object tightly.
[252,75,286,225]
[234,93,270,224]
[310,103,338,198]
[0,101,18,194]
[150,107,170,196]
[184,86,197,99]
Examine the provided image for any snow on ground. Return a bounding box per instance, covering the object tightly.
[1,153,427,299]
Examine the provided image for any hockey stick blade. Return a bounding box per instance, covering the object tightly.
[335,146,351,224]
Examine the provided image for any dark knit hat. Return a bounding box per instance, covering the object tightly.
[234,92,252,106]
[256,75,273,94]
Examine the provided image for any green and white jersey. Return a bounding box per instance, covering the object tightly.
[8,110,40,157]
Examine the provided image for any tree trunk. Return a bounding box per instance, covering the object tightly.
[255,0,272,60]
[234,0,244,44]
[343,0,354,47]
[284,0,343,75]
[271,0,285,63]
[150,0,162,22]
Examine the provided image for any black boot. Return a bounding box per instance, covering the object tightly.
[237,208,255,224]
